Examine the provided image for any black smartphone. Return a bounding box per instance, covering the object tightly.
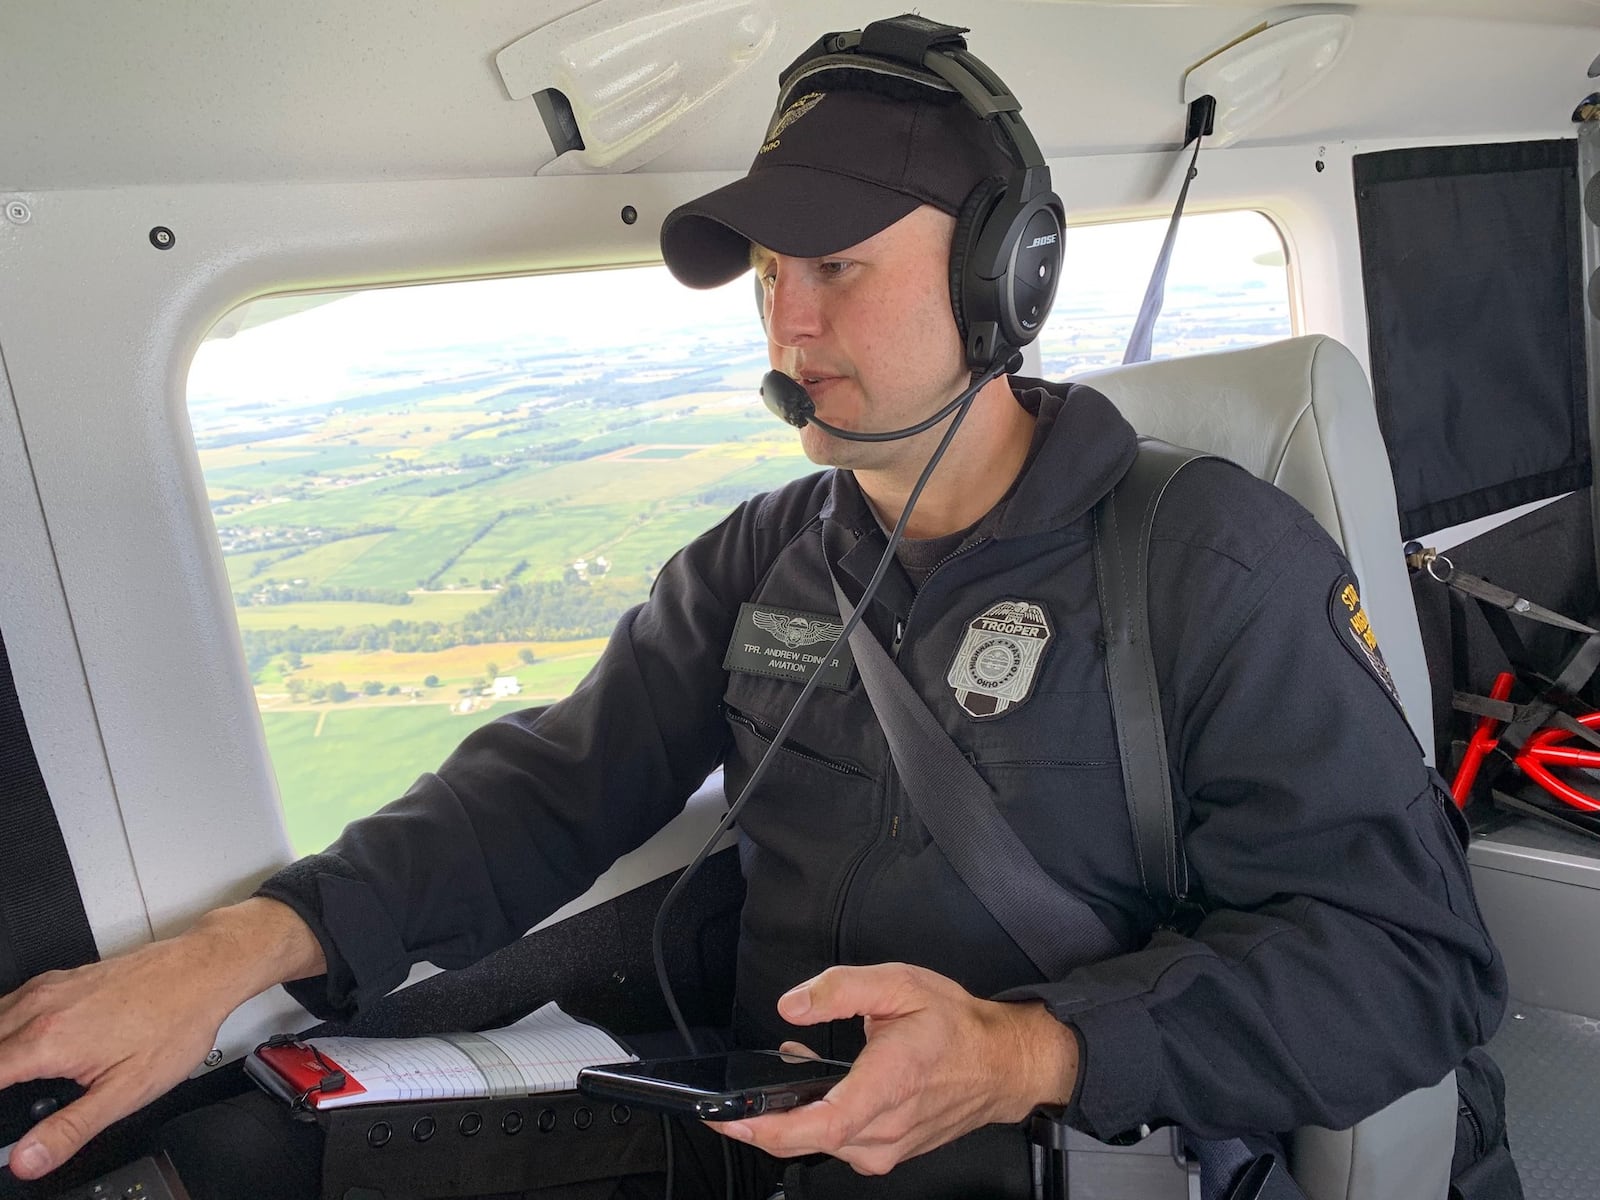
[576,1049,851,1121]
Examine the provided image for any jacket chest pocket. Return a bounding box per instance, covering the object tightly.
[721,672,883,850]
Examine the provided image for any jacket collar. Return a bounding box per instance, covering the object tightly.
[818,380,1139,540]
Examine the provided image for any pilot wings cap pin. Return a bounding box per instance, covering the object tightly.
[947,600,1053,719]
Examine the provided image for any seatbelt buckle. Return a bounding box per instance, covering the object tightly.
[1224,1152,1282,1200]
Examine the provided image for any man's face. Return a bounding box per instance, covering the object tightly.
[752,205,970,471]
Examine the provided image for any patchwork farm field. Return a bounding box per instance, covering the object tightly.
[234,591,492,631]
[194,257,1294,853]
[194,318,805,847]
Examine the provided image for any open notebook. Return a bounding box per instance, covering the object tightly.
[245,1001,635,1111]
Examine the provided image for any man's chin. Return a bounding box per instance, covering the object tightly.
[799,426,866,469]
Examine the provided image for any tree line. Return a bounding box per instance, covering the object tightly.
[241,579,634,678]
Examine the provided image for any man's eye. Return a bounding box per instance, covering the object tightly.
[817,260,851,278]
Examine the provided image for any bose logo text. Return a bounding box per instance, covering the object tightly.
[1028,234,1059,249]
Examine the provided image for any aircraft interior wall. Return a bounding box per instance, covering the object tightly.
[3,6,1599,1194]
[0,112,1586,1069]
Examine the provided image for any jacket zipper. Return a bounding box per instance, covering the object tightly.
[723,706,866,777]
[898,536,991,658]
[1459,1102,1484,1158]
[827,535,990,1054]
[980,758,1118,769]
[828,762,898,975]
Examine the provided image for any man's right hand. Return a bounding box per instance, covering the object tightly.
[0,896,326,1180]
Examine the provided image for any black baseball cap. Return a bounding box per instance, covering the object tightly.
[660,70,1014,289]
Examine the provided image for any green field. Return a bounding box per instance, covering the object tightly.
[235,591,492,631]
[198,348,812,849]
[264,701,528,854]
[273,639,605,693]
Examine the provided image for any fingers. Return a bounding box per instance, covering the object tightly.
[737,965,1021,1175]
[0,1002,68,1093]
[7,1077,148,1180]
[0,947,232,1180]
[777,1041,819,1061]
[777,962,939,1027]
[719,1093,919,1175]
[718,1094,872,1161]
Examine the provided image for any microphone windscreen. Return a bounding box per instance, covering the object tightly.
[760,370,814,428]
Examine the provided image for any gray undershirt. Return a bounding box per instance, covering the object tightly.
[889,403,1052,590]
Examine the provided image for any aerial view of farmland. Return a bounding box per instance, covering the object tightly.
[189,214,1291,852]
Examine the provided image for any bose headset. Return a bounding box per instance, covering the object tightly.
[767,14,1064,374]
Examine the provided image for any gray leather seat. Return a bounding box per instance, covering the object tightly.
[1079,334,1454,1200]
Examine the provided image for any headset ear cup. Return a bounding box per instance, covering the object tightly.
[949,176,1007,370]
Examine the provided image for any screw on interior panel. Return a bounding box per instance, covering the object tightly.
[149,226,176,250]
[1512,1012,1525,1020]
[620,205,638,225]
[5,201,30,224]
[204,1048,224,1067]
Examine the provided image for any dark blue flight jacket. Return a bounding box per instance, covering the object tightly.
[258,381,1506,1143]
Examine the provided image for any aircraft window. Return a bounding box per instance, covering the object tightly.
[189,213,1290,854]
[1038,209,1293,375]
[188,268,784,853]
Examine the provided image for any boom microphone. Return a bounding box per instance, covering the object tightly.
[759,351,1020,443]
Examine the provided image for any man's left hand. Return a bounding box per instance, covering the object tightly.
[712,962,1079,1175]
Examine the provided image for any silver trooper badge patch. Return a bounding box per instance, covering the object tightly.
[947,599,1054,719]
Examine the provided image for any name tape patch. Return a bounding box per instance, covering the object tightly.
[947,599,1054,719]
[724,603,855,691]
[1329,574,1404,714]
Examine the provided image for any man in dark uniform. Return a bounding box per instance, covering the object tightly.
[0,18,1503,1198]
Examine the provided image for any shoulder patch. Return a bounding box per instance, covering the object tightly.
[946,599,1054,720]
[1328,574,1405,715]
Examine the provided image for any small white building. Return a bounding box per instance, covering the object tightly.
[490,675,522,698]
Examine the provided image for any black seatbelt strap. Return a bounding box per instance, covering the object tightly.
[0,624,98,996]
[1092,440,1212,906]
[829,573,1121,979]
[1411,551,1600,636]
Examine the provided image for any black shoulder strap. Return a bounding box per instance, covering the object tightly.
[1092,438,1213,908]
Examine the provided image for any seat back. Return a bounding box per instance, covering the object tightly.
[1079,334,1431,755]
[1078,335,1454,1200]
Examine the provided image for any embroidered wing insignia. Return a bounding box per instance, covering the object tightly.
[752,609,842,649]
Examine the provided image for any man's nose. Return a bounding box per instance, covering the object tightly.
[764,272,823,346]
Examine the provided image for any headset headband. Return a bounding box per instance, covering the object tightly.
[773,16,1051,206]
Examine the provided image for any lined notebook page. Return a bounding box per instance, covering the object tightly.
[306,1001,634,1109]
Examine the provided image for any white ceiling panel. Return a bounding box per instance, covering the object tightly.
[0,1,1595,190]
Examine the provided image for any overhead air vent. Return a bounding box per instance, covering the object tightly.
[496,0,777,173]
[1182,7,1354,148]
